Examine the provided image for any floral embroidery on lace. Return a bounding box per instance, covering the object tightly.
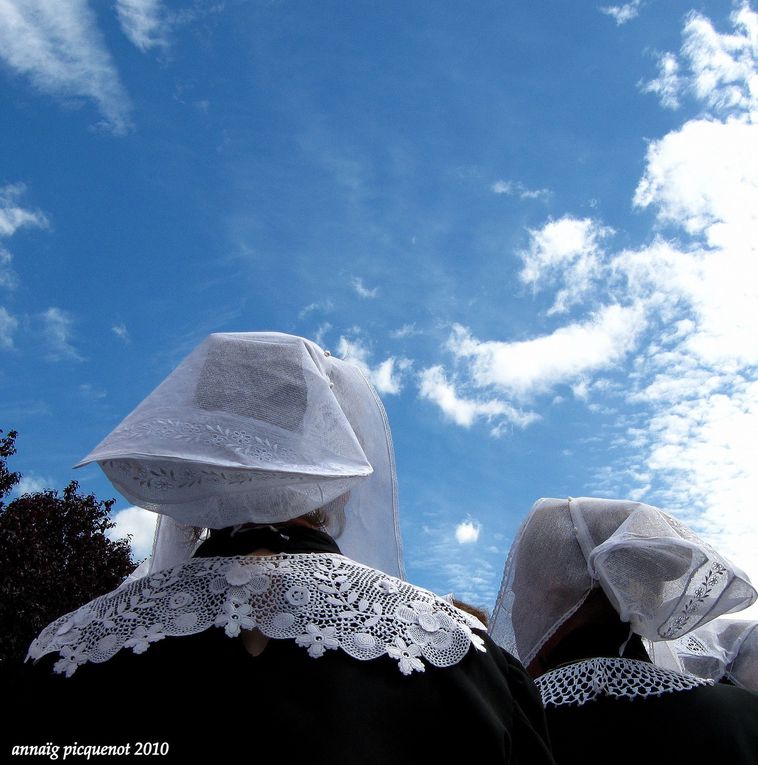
[28,553,487,677]
[99,419,360,490]
[103,460,313,496]
[680,634,708,653]
[660,563,728,638]
[535,657,712,707]
[109,419,298,464]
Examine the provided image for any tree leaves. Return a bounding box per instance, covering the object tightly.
[0,430,136,674]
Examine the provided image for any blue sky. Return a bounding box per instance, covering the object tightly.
[1,0,757,617]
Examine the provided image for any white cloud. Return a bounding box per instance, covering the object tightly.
[491,179,550,201]
[447,304,645,401]
[416,3,758,602]
[0,306,18,348]
[298,299,333,320]
[410,515,501,606]
[79,382,106,399]
[641,52,682,110]
[634,119,758,248]
[418,365,538,430]
[112,322,130,342]
[600,1,643,25]
[0,185,48,292]
[314,322,332,347]
[108,505,158,560]
[519,216,614,314]
[115,0,169,52]
[682,5,758,118]
[372,357,412,395]
[619,240,758,367]
[641,5,758,117]
[390,323,419,339]
[15,472,50,494]
[455,519,481,544]
[41,307,82,360]
[0,0,132,133]
[337,335,370,366]
[351,276,378,299]
[0,248,16,289]
[337,335,411,395]
[0,183,48,238]
[602,4,758,604]
[628,375,758,589]
[628,120,758,370]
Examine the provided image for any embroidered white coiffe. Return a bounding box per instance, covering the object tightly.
[490,497,757,669]
[535,657,712,707]
[28,553,486,677]
[649,618,758,690]
[76,332,405,580]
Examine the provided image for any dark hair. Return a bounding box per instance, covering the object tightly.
[191,502,347,548]
[451,598,490,627]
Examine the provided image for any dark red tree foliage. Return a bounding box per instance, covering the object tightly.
[0,430,136,673]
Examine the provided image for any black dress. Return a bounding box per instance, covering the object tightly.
[544,678,758,764]
[538,628,758,765]
[5,528,556,765]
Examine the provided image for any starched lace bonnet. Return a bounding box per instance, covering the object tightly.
[648,617,758,690]
[76,331,404,578]
[490,497,757,670]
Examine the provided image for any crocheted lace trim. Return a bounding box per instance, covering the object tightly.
[536,657,712,707]
[27,553,487,677]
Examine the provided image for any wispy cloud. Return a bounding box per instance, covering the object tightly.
[641,4,758,117]
[446,305,645,402]
[418,365,538,431]
[0,306,18,349]
[0,0,132,133]
[0,184,48,291]
[337,335,412,395]
[79,382,106,399]
[314,322,332,347]
[491,179,550,201]
[390,323,420,339]
[640,52,682,110]
[351,276,378,299]
[683,4,758,117]
[41,307,83,360]
[0,183,48,238]
[519,216,614,314]
[115,0,169,52]
[600,1,643,25]
[0,248,16,289]
[112,322,130,343]
[298,299,334,320]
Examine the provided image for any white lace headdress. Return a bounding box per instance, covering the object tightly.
[490,497,757,670]
[76,332,404,579]
[648,618,758,691]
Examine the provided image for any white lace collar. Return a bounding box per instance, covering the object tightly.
[535,657,713,707]
[28,553,487,677]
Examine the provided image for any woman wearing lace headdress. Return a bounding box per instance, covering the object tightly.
[490,496,758,765]
[10,332,555,764]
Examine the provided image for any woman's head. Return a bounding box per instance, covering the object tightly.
[78,332,404,577]
[490,497,757,670]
